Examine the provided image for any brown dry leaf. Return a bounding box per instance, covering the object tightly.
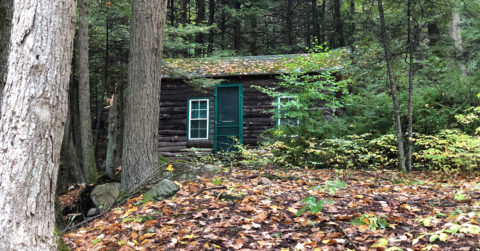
[233,238,244,249]
[254,212,268,223]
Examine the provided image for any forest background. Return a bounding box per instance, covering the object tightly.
[67,0,480,183]
[1,0,480,249]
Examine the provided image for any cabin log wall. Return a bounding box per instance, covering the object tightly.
[159,76,277,156]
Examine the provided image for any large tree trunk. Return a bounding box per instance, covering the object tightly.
[0,0,76,249]
[121,0,167,192]
[77,0,98,183]
[0,0,13,113]
[377,0,406,172]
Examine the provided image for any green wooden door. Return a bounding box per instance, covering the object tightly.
[214,84,243,152]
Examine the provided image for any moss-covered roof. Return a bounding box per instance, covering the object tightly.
[162,49,348,79]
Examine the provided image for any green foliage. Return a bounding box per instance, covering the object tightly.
[263,133,398,169]
[413,129,480,172]
[261,128,479,172]
[163,23,216,58]
[55,226,70,251]
[296,196,333,216]
[455,93,480,134]
[255,45,350,139]
[351,213,391,231]
[314,179,347,195]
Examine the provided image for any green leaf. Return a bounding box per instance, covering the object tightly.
[429,234,439,242]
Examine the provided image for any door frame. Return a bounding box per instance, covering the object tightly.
[214,83,243,151]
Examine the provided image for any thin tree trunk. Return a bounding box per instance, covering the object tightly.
[77,0,98,183]
[407,0,414,171]
[220,0,226,49]
[122,0,168,192]
[168,0,175,26]
[449,10,466,74]
[94,7,109,159]
[180,0,189,24]
[208,0,215,54]
[285,0,295,52]
[233,1,242,52]
[105,94,118,179]
[117,79,126,163]
[320,0,326,44]
[377,0,406,172]
[195,0,206,56]
[349,0,355,44]
[333,0,345,47]
[0,0,76,249]
[312,0,319,42]
[0,0,13,114]
[58,109,86,193]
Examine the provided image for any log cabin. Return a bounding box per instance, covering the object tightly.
[159,51,346,157]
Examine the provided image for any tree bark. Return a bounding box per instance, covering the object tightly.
[333,0,345,47]
[168,0,175,26]
[311,0,319,43]
[449,10,466,74]
[407,0,414,171]
[207,0,215,54]
[0,0,13,114]
[285,0,295,52]
[180,0,190,24]
[319,0,326,44]
[122,0,167,192]
[77,0,98,183]
[58,109,86,194]
[105,94,118,179]
[195,0,206,56]
[0,0,76,249]
[233,1,243,52]
[377,0,406,172]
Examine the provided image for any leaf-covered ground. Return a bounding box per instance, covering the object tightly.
[63,167,480,250]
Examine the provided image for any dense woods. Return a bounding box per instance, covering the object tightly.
[1,0,480,249]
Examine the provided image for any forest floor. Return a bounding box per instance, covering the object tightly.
[63,166,480,250]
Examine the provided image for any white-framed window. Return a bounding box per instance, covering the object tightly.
[277,96,299,126]
[188,98,210,140]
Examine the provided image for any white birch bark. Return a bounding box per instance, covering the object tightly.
[0,0,76,249]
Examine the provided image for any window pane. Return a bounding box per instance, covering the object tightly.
[198,120,207,129]
[199,129,207,138]
[191,110,199,119]
[190,129,199,138]
[199,110,207,118]
[191,101,199,109]
[200,101,207,109]
[191,120,200,129]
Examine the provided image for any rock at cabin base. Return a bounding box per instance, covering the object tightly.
[87,208,98,217]
[144,179,180,201]
[90,183,120,211]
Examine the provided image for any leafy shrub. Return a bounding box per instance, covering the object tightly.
[260,130,480,172]
[413,129,480,172]
[262,133,399,169]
